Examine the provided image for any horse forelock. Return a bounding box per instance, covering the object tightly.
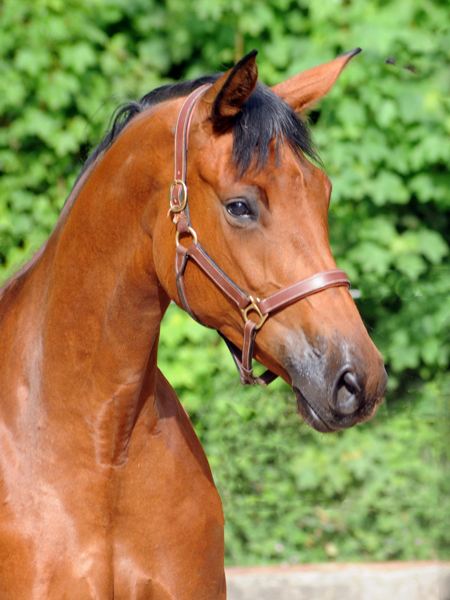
[232,82,321,174]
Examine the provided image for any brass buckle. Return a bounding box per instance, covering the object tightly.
[176,226,198,246]
[241,297,268,330]
[169,180,188,213]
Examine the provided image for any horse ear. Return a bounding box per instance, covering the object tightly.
[271,48,361,113]
[201,50,259,132]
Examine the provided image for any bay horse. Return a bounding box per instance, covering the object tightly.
[0,50,386,599]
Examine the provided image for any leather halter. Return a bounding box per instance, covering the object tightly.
[169,85,351,386]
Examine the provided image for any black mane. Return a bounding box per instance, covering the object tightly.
[80,74,319,180]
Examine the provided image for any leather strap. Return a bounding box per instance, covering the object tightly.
[170,84,212,214]
[169,86,351,386]
[181,242,251,310]
[258,269,350,315]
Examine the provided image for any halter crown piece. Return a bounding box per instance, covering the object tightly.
[169,85,351,386]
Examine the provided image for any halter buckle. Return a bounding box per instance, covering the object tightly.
[241,297,269,330]
[169,180,188,213]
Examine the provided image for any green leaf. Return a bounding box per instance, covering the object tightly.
[371,172,409,206]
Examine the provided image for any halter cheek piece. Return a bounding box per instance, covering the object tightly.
[169,84,351,386]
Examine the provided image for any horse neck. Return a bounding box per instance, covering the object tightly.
[9,115,172,466]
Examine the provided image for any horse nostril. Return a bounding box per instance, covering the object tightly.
[332,369,362,416]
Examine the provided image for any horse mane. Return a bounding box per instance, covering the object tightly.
[79,74,320,182]
[0,73,320,301]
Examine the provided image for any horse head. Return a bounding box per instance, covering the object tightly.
[145,50,387,433]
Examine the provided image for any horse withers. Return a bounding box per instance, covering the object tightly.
[0,50,386,599]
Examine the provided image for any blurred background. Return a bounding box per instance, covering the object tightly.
[0,0,449,566]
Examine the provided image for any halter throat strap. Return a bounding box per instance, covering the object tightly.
[169,86,351,386]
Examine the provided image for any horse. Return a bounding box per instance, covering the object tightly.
[0,49,386,599]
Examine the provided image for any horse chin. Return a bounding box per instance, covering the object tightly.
[293,386,379,433]
[294,387,336,432]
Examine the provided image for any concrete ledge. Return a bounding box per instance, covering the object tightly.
[225,561,450,600]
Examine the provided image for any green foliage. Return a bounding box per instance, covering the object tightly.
[1,0,449,566]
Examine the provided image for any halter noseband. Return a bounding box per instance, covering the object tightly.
[169,84,351,386]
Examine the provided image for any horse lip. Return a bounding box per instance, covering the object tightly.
[294,386,380,432]
[294,387,336,433]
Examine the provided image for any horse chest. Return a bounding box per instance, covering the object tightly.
[0,385,225,599]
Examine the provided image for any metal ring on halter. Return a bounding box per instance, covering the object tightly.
[240,297,269,330]
[169,180,188,213]
[175,226,198,246]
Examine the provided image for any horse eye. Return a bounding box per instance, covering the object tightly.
[226,201,251,218]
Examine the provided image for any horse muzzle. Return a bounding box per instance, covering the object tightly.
[289,341,387,433]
